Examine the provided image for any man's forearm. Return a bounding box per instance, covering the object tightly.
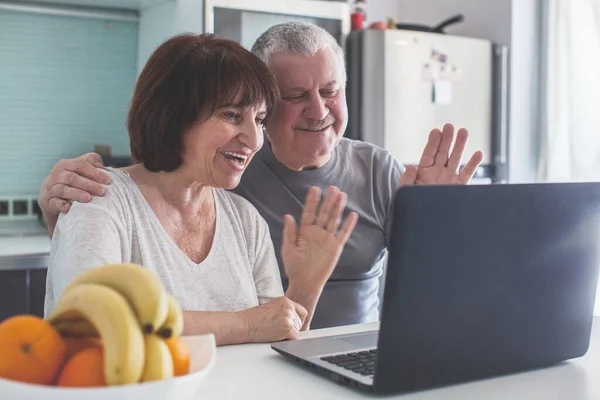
[46,221,57,238]
[182,310,249,346]
[285,284,323,331]
[42,211,58,238]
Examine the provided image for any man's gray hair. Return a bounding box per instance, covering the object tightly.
[251,22,346,81]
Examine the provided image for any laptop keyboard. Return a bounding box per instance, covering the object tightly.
[321,349,377,376]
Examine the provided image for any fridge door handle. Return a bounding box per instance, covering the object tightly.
[492,44,509,182]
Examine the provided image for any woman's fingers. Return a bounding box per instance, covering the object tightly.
[293,301,308,325]
[316,186,339,228]
[301,187,358,243]
[326,192,347,233]
[300,186,321,227]
[337,212,359,245]
[282,214,297,250]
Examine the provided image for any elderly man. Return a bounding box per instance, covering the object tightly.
[38,22,483,329]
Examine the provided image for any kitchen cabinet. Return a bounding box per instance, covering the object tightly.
[0,270,29,321]
[29,269,48,318]
[0,254,49,322]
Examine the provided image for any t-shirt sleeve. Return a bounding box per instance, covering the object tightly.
[46,202,129,314]
[384,156,404,248]
[252,218,285,304]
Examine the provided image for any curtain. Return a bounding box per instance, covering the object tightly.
[539,0,600,182]
[539,0,600,315]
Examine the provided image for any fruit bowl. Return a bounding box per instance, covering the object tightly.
[0,333,216,400]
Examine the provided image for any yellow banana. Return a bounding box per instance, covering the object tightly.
[141,334,174,382]
[157,294,184,339]
[47,283,145,386]
[64,263,169,334]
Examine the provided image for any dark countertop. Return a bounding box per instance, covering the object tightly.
[0,253,49,271]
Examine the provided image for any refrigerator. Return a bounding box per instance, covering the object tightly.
[346,29,509,183]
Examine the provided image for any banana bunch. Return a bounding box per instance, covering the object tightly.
[46,263,185,386]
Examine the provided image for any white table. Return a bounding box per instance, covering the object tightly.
[200,317,600,399]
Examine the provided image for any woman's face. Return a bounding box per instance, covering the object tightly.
[179,101,267,189]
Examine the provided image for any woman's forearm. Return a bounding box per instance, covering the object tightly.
[182,310,249,346]
[285,283,324,331]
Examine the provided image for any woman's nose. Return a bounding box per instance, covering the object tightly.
[240,119,263,150]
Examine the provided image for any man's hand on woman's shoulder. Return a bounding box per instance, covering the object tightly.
[39,152,111,236]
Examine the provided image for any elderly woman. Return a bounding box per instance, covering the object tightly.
[44,33,358,345]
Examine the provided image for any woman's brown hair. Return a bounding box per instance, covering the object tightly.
[128,33,280,172]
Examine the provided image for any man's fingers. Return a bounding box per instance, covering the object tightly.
[68,158,111,185]
[47,198,71,214]
[400,165,417,186]
[418,128,442,167]
[434,123,455,167]
[316,187,338,228]
[81,152,105,169]
[61,201,72,213]
[300,186,321,227]
[446,128,469,171]
[458,151,484,183]
[49,184,92,204]
[59,170,107,197]
[282,214,297,250]
[336,211,359,245]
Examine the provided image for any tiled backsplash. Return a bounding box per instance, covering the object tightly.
[0,195,40,220]
[0,9,138,196]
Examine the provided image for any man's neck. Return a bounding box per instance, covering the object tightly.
[268,142,332,172]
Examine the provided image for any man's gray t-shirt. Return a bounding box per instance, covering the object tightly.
[45,168,284,317]
[233,137,403,328]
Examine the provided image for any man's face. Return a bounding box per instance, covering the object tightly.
[266,47,348,171]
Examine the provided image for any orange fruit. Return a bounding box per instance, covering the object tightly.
[165,337,190,376]
[56,347,106,387]
[63,336,102,360]
[0,315,67,385]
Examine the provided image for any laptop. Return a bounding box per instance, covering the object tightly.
[271,182,600,395]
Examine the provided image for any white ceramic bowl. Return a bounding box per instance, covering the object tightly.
[0,333,216,400]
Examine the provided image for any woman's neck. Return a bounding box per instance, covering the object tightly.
[123,164,214,217]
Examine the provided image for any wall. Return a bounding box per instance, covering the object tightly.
[368,0,542,183]
[370,0,513,46]
[0,9,137,196]
[137,0,203,74]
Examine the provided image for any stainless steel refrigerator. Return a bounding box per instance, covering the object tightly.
[346,29,509,183]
